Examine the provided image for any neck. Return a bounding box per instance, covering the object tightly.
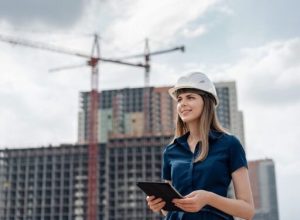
[187,121,201,142]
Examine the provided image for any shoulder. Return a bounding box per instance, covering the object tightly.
[218,133,244,150]
[224,135,246,159]
[162,141,178,164]
[222,133,242,144]
[163,140,178,154]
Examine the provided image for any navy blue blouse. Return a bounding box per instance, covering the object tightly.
[162,130,248,220]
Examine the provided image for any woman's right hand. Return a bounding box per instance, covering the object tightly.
[146,195,166,213]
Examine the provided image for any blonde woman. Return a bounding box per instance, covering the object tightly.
[146,72,254,220]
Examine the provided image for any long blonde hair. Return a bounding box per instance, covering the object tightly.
[174,88,226,162]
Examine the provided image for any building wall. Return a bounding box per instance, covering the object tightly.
[248,159,279,220]
[215,81,245,146]
[0,151,7,219]
[100,109,113,144]
[124,112,144,136]
[106,135,172,220]
[152,87,176,135]
[0,145,106,220]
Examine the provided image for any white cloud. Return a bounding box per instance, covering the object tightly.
[103,0,220,53]
[226,38,300,105]
[215,5,234,16]
[181,25,207,38]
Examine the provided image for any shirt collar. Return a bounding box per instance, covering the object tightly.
[174,130,223,148]
[174,132,190,151]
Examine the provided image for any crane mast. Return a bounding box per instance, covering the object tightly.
[87,36,100,220]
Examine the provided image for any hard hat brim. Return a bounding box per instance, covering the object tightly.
[168,85,198,100]
[168,85,219,106]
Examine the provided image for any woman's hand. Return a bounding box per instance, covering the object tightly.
[146,196,166,213]
[172,190,211,212]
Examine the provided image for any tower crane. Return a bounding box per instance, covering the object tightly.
[111,38,185,133]
[113,38,185,87]
[0,33,184,220]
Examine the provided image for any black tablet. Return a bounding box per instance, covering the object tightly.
[136,181,184,211]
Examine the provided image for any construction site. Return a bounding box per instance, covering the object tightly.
[0,32,244,220]
[0,32,185,220]
[1,1,291,219]
[0,30,280,220]
[0,65,244,220]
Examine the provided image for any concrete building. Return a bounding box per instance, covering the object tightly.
[215,82,245,146]
[248,159,279,220]
[78,82,245,146]
[0,135,171,220]
[0,144,106,220]
[106,134,172,220]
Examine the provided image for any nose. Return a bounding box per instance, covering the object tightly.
[179,98,187,107]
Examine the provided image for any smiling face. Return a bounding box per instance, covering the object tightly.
[176,92,204,124]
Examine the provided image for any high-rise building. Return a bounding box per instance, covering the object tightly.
[0,135,171,220]
[248,159,279,220]
[215,81,245,146]
[78,82,244,145]
[0,144,106,220]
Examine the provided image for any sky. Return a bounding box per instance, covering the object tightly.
[0,0,299,218]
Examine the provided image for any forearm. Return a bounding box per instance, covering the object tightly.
[207,192,255,220]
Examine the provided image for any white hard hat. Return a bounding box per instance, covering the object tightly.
[168,71,219,106]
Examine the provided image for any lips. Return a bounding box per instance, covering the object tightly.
[181,110,191,114]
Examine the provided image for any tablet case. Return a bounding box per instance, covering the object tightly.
[136,181,184,211]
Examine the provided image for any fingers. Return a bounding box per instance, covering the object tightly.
[149,200,166,212]
[146,196,166,212]
[184,191,196,198]
[146,196,155,201]
[172,198,194,205]
[173,203,198,212]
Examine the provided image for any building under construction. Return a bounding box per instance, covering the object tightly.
[0,135,171,220]
[0,82,245,220]
[78,82,245,145]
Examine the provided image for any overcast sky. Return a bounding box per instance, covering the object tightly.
[0,0,299,218]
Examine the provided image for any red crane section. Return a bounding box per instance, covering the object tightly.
[87,36,100,220]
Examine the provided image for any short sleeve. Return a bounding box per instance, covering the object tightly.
[161,147,171,180]
[229,136,248,173]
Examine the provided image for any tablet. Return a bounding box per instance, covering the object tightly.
[136,181,184,211]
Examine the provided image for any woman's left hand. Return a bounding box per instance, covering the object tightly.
[172,190,211,212]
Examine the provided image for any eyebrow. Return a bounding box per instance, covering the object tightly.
[177,93,196,99]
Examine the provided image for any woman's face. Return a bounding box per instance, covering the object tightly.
[176,92,204,124]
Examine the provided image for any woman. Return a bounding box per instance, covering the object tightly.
[146,71,255,220]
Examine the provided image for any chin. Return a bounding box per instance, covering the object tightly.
[181,117,197,124]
